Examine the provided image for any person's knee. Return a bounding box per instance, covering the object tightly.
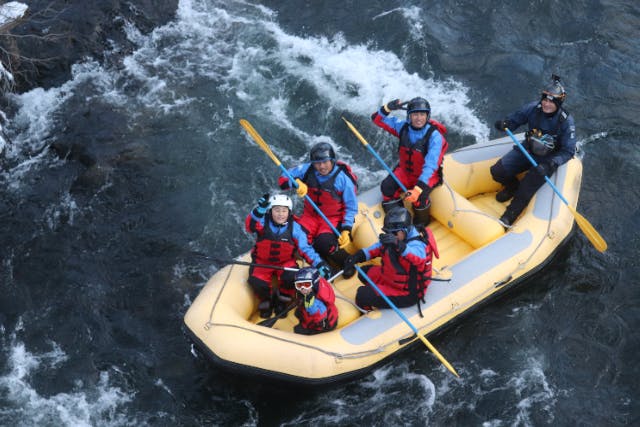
[490,160,509,182]
[248,277,270,300]
[519,170,547,195]
[314,233,337,257]
[279,270,296,290]
[380,175,398,198]
[355,286,376,308]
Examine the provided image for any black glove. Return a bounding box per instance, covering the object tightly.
[343,250,365,279]
[254,193,270,216]
[415,181,431,206]
[317,261,332,279]
[386,99,403,111]
[534,161,555,177]
[494,119,510,131]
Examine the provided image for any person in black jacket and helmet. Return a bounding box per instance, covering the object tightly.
[491,74,577,227]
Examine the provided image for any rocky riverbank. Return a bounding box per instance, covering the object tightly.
[1,0,178,92]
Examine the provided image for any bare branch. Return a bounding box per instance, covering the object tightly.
[0,1,70,92]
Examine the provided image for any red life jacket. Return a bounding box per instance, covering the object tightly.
[380,227,439,299]
[297,278,338,331]
[302,161,357,219]
[397,119,448,185]
[251,216,296,265]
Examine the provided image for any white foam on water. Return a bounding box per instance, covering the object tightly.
[283,362,436,425]
[0,2,28,26]
[508,356,558,426]
[153,1,489,145]
[577,131,607,148]
[373,6,425,46]
[0,331,138,426]
[0,60,13,154]
[153,378,174,398]
[1,59,127,189]
[452,355,562,426]
[43,191,79,230]
[258,21,487,140]
[9,60,125,152]
[262,96,386,188]
[3,0,488,189]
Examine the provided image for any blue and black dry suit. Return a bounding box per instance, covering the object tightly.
[490,100,576,222]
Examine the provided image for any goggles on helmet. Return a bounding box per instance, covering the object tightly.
[382,226,407,234]
[311,157,332,163]
[294,280,313,291]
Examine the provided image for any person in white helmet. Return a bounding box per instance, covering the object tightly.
[245,193,332,318]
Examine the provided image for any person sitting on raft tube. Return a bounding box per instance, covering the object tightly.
[342,207,439,311]
[293,267,338,335]
[246,193,332,318]
[491,74,577,227]
[278,142,358,268]
[371,97,448,226]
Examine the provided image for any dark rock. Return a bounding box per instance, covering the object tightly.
[1,0,179,92]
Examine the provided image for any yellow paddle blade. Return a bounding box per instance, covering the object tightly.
[416,334,460,378]
[341,116,370,147]
[239,119,282,166]
[567,205,608,252]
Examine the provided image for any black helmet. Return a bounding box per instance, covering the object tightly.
[382,206,412,233]
[406,97,431,116]
[294,267,320,292]
[541,74,566,106]
[309,142,336,163]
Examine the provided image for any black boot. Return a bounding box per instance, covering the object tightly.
[490,161,519,203]
[258,300,272,318]
[382,198,403,213]
[499,207,519,228]
[274,293,292,314]
[412,204,431,227]
[496,185,518,203]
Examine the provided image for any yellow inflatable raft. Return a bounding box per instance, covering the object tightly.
[183,132,582,385]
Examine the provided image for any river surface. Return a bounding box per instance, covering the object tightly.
[1,1,639,425]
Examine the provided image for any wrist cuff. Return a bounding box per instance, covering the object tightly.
[416,180,429,191]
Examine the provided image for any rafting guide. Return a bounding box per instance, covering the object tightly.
[491,74,577,227]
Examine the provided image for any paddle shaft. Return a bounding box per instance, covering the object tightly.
[224,259,299,271]
[240,119,459,376]
[342,117,408,192]
[355,265,460,377]
[504,129,569,204]
[258,301,298,327]
[239,119,340,236]
[314,129,458,376]
[504,128,607,252]
[341,119,458,375]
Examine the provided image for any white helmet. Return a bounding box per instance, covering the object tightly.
[269,194,292,210]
